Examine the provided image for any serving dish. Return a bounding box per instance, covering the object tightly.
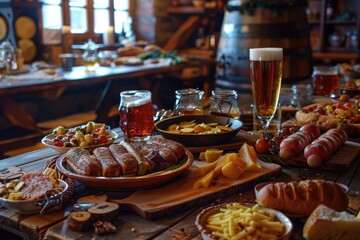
[0,179,68,214]
[56,149,194,191]
[41,130,118,154]
[195,203,293,240]
[155,115,243,147]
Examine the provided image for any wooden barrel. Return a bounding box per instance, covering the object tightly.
[216,1,313,92]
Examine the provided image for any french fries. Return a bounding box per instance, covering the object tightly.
[205,203,285,240]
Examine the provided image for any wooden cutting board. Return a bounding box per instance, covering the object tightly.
[186,130,260,153]
[108,161,280,219]
[258,141,360,171]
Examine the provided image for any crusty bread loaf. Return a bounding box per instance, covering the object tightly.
[303,204,360,240]
[255,180,348,216]
[117,46,145,57]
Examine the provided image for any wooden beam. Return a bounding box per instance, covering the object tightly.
[164,16,201,51]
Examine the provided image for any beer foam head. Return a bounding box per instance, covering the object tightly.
[249,48,283,61]
[121,90,152,107]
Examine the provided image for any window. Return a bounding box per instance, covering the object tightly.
[41,0,130,43]
[69,0,88,33]
[42,0,62,29]
[114,1,129,34]
[93,0,110,33]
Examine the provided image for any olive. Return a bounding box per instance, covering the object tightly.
[75,132,84,141]
[64,142,72,147]
[6,182,15,189]
[70,138,79,146]
[86,121,93,134]
[56,126,66,136]
[0,187,9,197]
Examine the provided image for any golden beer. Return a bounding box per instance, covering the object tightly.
[119,90,154,141]
[249,48,283,132]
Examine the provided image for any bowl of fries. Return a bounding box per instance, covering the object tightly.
[155,115,243,147]
[195,203,293,240]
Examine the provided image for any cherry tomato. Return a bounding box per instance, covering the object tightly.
[53,139,64,147]
[314,107,326,115]
[272,135,283,145]
[289,127,296,134]
[343,102,353,109]
[99,136,108,144]
[281,128,289,136]
[255,138,270,154]
[333,103,344,109]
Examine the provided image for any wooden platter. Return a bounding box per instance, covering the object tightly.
[186,130,259,153]
[108,160,281,219]
[258,141,360,171]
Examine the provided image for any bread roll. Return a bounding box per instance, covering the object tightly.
[256,180,348,216]
[303,204,360,240]
[117,46,145,57]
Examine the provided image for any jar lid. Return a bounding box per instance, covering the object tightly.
[175,88,200,96]
[211,89,238,99]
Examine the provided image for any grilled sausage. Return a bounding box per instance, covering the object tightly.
[149,138,185,160]
[66,148,102,176]
[93,147,121,177]
[109,144,138,176]
[120,141,151,175]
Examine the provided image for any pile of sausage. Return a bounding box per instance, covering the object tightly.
[66,138,186,177]
[279,124,347,167]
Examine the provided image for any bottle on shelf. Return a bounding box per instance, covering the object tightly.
[326,0,335,20]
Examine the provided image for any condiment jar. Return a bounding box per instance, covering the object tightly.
[210,89,239,119]
[13,48,24,71]
[82,39,99,71]
[173,88,204,116]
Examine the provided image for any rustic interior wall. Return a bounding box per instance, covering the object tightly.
[135,0,184,46]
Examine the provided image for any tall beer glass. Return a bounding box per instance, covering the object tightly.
[119,90,154,141]
[249,48,283,135]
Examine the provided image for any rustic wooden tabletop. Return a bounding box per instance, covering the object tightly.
[0,126,359,240]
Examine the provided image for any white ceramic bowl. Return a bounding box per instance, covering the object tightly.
[195,203,293,240]
[41,130,118,154]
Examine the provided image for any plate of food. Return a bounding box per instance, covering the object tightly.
[56,138,194,190]
[41,122,118,154]
[338,63,360,81]
[155,115,243,147]
[195,202,293,240]
[0,171,68,214]
[292,100,360,136]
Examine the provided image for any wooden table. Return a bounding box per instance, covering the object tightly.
[0,126,359,240]
[0,63,184,131]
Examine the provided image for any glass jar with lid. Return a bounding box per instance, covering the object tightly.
[82,39,99,71]
[210,89,239,119]
[173,88,204,116]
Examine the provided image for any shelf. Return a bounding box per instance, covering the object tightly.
[324,46,359,52]
[308,20,321,24]
[313,51,360,62]
[167,6,220,15]
[325,20,357,25]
